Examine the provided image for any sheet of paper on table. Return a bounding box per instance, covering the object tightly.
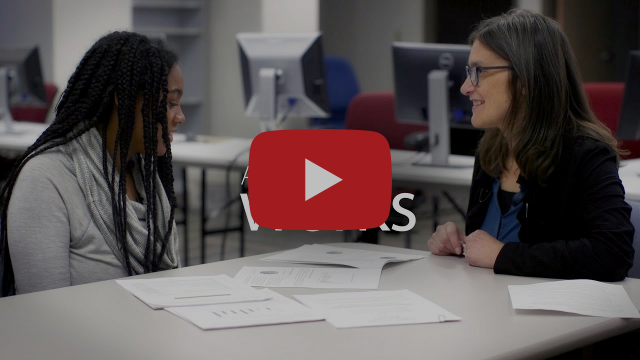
[166,289,325,330]
[508,279,640,318]
[294,289,461,329]
[234,266,382,289]
[116,275,271,309]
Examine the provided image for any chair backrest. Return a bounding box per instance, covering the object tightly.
[311,55,359,129]
[627,200,640,278]
[10,82,58,123]
[583,82,640,159]
[583,82,624,133]
[344,91,427,150]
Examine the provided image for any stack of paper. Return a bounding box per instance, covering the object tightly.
[294,289,461,328]
[260,244,425,269]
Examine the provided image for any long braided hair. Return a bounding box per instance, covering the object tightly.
[0,31,179,296]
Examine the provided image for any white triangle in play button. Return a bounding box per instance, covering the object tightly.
[305,159,342,201]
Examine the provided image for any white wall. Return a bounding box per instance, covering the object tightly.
[208,0,262,139]
[320,0,425,92]
[262,0,319,33]
[52,0,132,88]
[0,0,54,82]
[515,0,544,13]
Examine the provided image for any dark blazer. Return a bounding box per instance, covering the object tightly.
[466,135,635,281]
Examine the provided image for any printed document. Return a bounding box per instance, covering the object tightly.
[294,289,461,328]
[509,279,640,318]
[234,266,382,289]
[261,244,424,269]
[116,275,271,309]
[166,289,325,330]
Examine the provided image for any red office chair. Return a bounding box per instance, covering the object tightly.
[344,92,430,247]
[10,82,58,123]
[583,82,640,159]
[2,83,58,182]
[345,92,427,150]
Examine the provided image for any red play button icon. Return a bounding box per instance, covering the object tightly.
[248,129,392,230]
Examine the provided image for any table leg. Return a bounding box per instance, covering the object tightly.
[201,168,206,264]
[182,167,189,266]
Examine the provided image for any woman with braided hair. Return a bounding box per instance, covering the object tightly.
[0,31,185,296]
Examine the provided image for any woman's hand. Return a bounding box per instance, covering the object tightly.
[427,222,465,256]
[464,230,504,268]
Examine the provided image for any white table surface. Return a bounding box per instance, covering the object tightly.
[619,158,640,201]
[0,121,48,152]
[0,242,638,360]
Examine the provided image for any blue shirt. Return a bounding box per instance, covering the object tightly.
[479,179,526,243]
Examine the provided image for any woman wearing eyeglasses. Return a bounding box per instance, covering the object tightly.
[427,9,635,281]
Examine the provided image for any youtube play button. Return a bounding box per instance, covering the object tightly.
[248,129,392,230]
[305,159,342,201]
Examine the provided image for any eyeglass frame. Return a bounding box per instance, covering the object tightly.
[465,65,514,86]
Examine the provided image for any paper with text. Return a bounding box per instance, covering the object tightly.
[116,275,271,309]
[166,289,325,330]
[261,244,424,269]
[508,280,640,318]
[294,289,461,328]
[234,266,382,289]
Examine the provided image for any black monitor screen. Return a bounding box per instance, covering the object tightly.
[0,46,46,105]
[392,42,482,156]
[618,51,640,140]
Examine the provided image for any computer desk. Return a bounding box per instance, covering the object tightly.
[0,122,474,187]
[0,242,638,360]
[169,135,475,189]
[8,122,640,198]
[0,122,251,170]
[0,121,48,152]
[618,158,640,201]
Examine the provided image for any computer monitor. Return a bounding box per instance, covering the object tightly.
[392,42,482,166]
[237,32,330,131]
[0,46,46,133]
[0,47,46,105]
[617,51,640,141]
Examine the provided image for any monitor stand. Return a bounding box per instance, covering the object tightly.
[257,67,280,132]
[0,67,24,135]
[412,69,472,168]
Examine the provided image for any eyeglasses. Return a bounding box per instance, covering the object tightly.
[465,65,514,86]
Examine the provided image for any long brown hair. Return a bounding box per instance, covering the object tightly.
[470,9,624,184]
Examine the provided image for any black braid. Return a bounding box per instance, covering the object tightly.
[150,47,164,271]
[0,31,179,296]
[112,35,142,275]
[141,57,154,273]
[154,58,177,271]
